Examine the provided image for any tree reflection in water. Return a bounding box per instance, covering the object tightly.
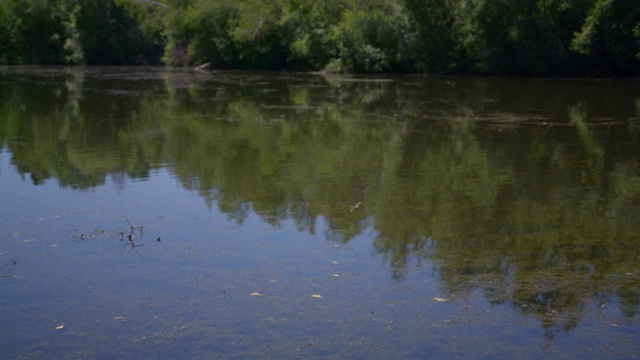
[1,67,639,338]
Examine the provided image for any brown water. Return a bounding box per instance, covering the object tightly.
[1,67,639,359]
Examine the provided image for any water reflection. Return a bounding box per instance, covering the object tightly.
[1,67,640,339]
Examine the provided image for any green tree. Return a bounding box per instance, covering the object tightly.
[1,0,640,75]
[404,0,458,73]
[231,0,295,69]
[77,0,164,65]
[285,0,346,70]
[571,0,640,76]
[450,0,592,75]
[329,0,416,73]
[0,0,82,64]
[163,0,238,67]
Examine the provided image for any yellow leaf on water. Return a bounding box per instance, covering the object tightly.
[311,294,322,298]
[250,292,262,296]
[55,325,65,330]
[433,297,449,302]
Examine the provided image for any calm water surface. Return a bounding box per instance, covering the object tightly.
[1,67,639,359]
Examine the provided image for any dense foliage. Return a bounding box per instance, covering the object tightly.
[1,0,639,75]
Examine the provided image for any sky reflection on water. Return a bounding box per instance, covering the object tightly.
[1,68,639,358]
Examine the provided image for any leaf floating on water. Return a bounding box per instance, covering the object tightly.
[311,294,322,298]
[55,325,65,330]
[250,292,262,296]
[433,297,450,302]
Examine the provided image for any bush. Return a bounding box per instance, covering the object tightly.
[0,0,80,64]
[162,1,238,67]
[330,1,416,73]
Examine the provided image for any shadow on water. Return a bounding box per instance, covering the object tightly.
[1,66,640,358]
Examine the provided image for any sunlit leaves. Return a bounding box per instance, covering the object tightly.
[570,0,640,75]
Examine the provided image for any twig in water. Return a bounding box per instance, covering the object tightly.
[123,219,144,248]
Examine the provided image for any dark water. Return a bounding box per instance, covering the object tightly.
[1,67,639,359]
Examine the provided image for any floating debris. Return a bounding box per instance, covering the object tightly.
[195,62,210,71]
[433,297,450,302]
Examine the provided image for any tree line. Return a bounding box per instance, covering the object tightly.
[1,0,639,76]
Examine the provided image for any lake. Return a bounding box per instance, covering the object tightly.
[1,67,639,359]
